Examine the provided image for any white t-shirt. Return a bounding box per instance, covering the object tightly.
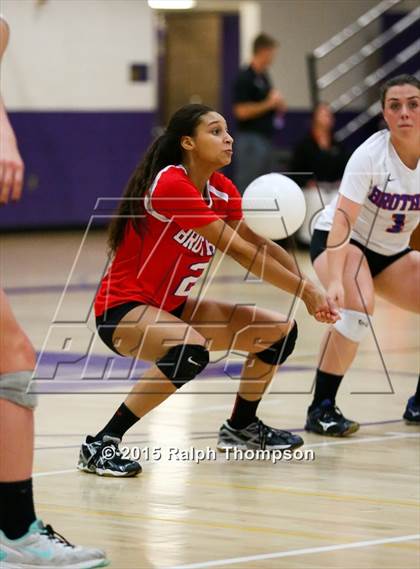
[315,130,420,255]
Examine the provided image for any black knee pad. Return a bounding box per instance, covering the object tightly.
[156,344,209,388]
[255,322,298,366]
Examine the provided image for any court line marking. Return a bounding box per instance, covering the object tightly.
[33,431,419,477]
[304,431,420,449]
[167,534,420,569]
[34,468,76,477]
[189,478,419,508]
[185,398,409,414]
[33,427,417,451]
[35,502,357,541]
[35,502,419,545]
[387,430,420,436]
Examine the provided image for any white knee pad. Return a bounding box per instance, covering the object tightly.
[333,309,370,343]
[0,371,37,409]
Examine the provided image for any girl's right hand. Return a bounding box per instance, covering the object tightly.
[327,279,345,308]
[302,282,340,324]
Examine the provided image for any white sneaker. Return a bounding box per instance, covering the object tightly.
[0,519,109,568]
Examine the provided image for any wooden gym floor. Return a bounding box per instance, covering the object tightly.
[1,230,419,569]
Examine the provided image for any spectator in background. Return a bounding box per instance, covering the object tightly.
[232,33,287,194]
[289,102,349,245]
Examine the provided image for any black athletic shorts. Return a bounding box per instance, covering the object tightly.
[96,301,187,355]
[310,229,411,278]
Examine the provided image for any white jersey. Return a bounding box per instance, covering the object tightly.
[315,130,420,255]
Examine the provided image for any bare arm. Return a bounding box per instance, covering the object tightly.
[0,16,10,58]
[233,89,286,121]
[234,100,273,121]
[227,219,302,277]
[0,16,24,203]
[203,218,303,295]
[194,218,338,322]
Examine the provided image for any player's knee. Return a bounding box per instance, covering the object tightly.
[4,333,36,371]
[346,285,375,314]
[333,309,370,343]
[0,371,37,409]
[156,343,210,389]
[18,337,36,369]
[255,321,298,366]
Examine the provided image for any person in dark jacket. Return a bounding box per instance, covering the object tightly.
[233,33,286,193]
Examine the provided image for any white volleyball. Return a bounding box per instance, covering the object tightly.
[242,173,306,240]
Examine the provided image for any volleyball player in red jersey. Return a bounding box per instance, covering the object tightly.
[78,104,338,477]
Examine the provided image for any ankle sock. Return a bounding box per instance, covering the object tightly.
[0,478,36,539]
[309,369,344,411]
[228,394,261,430]
[94,403,140,441]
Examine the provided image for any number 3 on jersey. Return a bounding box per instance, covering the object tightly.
[387,213,406,233]
[174,262,208,297]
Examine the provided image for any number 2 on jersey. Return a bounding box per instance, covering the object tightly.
[387,214,406,233]
[174,262,208,297]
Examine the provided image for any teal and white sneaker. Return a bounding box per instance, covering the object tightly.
[0,519,109,568]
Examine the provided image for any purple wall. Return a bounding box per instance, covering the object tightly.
[4,10,416,231]
[221,13,240,133]
[218,13,240,179]
[1,108,367,231]
[0,111,156,230]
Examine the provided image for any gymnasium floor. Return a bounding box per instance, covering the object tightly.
[2,230,419,569]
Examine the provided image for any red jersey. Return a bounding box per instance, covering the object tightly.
[95,165,243,316]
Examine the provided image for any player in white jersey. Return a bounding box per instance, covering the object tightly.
[0,15,108,567]
[305,75,420,436]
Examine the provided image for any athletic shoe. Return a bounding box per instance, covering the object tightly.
[403,396,420,424]
[77,434,142,477]
[0,519,108,568]
[217,418,304,451]
[305,399,359,437]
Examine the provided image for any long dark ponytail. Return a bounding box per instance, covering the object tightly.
[108,103,214,253]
